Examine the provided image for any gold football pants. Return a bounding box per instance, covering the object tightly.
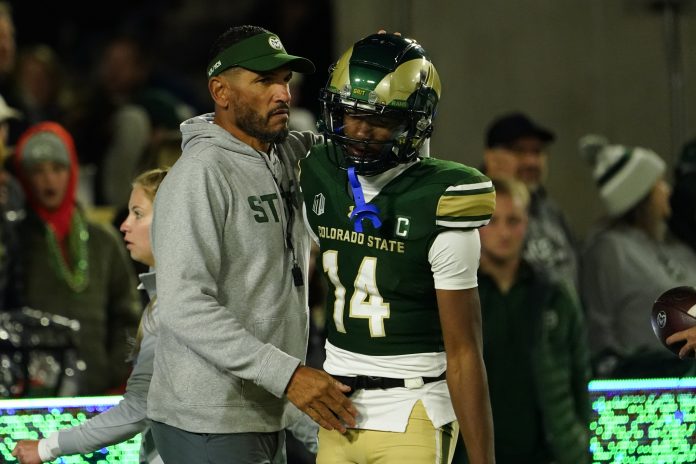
[317,400,458,464]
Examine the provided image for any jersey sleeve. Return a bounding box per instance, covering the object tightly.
[428,229,481,290]
[435,176,495,230]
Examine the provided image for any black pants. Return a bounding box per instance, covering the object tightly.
[151,420,285,464]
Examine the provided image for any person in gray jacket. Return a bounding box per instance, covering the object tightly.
[147,25,356,464]
[579,135,696,378]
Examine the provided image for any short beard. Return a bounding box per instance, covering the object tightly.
[234,101,289,144]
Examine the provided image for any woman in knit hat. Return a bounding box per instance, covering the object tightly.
[13,121,141,395]
[578,135,696,378]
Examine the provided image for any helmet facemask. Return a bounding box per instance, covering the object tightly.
[318,34,440,176]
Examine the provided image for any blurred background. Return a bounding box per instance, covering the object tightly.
[9,0,696,238]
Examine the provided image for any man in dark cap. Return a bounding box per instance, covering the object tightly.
[148,25,356,464]
[483,111,579,292]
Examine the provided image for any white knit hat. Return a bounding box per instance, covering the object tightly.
[579,134,666,217]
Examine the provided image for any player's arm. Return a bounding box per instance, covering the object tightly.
[437,287,495,464]
[430,228,495,464]
[666,326,696,359]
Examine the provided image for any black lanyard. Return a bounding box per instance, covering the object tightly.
[258,148,304,287]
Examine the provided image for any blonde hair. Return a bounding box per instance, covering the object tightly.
[491,177,530,210]
[133,167,169,202]
[130,167,169,360]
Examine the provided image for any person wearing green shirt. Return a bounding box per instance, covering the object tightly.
[455,177,591,464]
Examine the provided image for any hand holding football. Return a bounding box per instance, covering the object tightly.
[650,286,696,357]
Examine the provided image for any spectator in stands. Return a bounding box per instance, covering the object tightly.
[579,134,696,377]
[13,121,141,395]
[15,44,73,126]
[483,112,579,292]
[455,177,590,464]
[68,34,192,209]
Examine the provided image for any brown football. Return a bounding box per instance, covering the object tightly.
[651,286,696,356]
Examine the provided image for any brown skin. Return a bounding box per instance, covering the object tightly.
[666,326,696,359]
[209,65,357,432]
[342,110,405,158]
[208,66,292,152]
[437,288,495,464]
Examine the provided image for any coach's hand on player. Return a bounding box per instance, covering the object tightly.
[11,439,42,464]
[286,365,357,433]
[666,326,696,359]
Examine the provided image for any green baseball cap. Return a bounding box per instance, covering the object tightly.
[207,32,315,78]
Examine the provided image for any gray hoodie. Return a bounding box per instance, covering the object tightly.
[148,114,320,433]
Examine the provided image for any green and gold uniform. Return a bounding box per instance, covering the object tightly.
[300,142,495,358]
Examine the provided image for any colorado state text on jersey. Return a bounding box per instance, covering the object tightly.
[318,226,405,254]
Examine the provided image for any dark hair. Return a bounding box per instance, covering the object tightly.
[207,25,270,64]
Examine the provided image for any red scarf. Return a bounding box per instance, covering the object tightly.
[14,122,79,242]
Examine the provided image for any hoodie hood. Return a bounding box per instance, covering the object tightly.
[181,113,264,160]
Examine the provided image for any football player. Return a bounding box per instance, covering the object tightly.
[299,33,496,464]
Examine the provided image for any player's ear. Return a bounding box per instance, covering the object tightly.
[209,76,230,109]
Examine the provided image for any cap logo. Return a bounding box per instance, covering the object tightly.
[269,36,283,50]
[208,60,222,77]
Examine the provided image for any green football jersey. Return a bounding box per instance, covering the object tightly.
[299,143,495,356]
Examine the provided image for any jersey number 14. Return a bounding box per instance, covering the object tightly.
[322,250,391,337]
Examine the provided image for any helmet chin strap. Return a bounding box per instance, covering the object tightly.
[347,167,382,233]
